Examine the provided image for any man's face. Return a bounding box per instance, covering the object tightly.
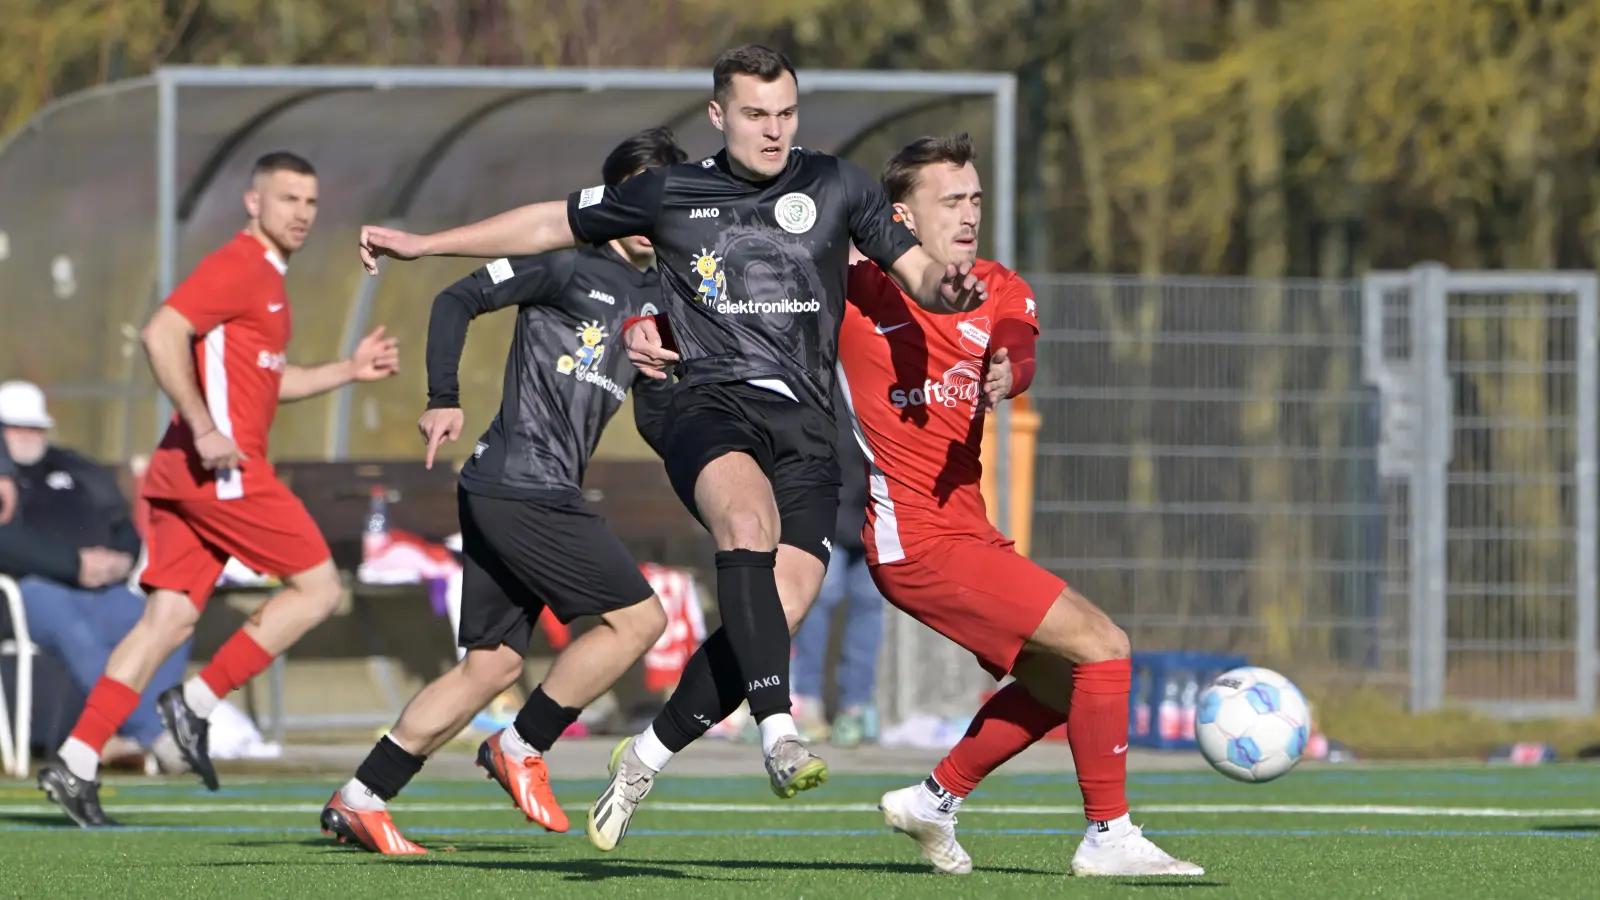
[246,170,319,255]
[2,426,47,466]
[710,72,799,179]
[896,162,982,267]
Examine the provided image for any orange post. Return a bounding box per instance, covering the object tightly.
[979,395,1042,557]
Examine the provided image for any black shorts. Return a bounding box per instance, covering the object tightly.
[661,381,841,564]
[455,488,655,655]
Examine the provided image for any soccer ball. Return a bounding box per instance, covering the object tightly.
[1195,666,1311,783]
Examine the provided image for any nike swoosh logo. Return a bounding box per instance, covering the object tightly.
[268,303,285,312]
[1112,744,1128,754]
[875,322,909,335]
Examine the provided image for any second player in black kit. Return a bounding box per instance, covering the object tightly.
[434,241,669,646]
[322,128,686,855]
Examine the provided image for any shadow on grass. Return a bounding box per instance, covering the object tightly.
[203,857,710,881]
[1122,880,1229,888]
[218,844,1062,880]
[0,812,78,828]
[236,837,560,855]
[1533,824,1600,833]
[671,858,1059,877]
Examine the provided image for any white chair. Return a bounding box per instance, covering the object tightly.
[0,574,35,777]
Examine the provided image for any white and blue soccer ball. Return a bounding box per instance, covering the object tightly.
[1195,666,1311,783]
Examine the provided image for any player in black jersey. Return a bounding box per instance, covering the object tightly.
[319,128,685,856]
[357,44,988,849]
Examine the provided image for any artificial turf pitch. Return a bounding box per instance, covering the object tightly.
[1,764,1595,898]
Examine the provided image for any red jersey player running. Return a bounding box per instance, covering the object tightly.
[38,152,401,828]
[839,135,1203,878]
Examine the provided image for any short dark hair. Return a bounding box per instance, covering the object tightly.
[881,133,979,203]
[252,151,316,180]
[712,44,797,106]
[603,126,688,187]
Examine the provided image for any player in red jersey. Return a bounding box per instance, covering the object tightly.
[37,152,400,828]
[838,135,1203,877]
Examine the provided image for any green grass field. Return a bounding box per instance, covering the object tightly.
[3,764,1597,898]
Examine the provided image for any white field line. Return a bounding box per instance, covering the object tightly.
[0,801,1596,818]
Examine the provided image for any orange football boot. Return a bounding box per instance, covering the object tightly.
[320,791,426,855]
[477,729,570,832]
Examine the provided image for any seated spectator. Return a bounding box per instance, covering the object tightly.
[0,432,15,523]
[0,380,189,772]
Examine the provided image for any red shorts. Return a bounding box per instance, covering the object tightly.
[869,533,1065,680]
[139,479,331,608]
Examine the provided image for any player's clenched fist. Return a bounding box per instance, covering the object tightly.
[624,317,679,380]
[193,428,246,472]
[359,225,428,274]
[418,407,464,469]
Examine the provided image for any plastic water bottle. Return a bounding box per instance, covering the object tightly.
[1179,672,1200,740]
[363,483,389,562]
[1157,674,1182,741]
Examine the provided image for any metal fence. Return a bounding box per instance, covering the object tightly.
[878,266,1597,726]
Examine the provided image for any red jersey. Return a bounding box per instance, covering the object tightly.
[143,231,291,502]
[837,258,1039,564]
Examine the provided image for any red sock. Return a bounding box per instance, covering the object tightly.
[68,677,141,754]
[198,630,275,698]
[932,681,1066,797]
[1068,658,1132,822]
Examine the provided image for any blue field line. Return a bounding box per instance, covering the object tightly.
[1,824,1595,839]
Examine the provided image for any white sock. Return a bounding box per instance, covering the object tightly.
[1085,813,1134,843]
[759,713,799,756]
[183,678,221,719]
[58,737,100,782]
[339,777,387,812]
[499,726,540,761]
[916,775,964,818]
[631,725,674,772]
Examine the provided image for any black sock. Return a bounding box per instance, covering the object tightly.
[513,685,582,753]
[712,549,791,722]
[354,734,426,801]
[653,628,748,751]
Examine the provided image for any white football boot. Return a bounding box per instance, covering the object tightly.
[586,737,656,851]
[878,783,973,875]
[1070,816,1205,876]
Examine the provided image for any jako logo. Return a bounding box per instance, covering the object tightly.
[588,289,615,305]
[890,360,982,409]
[689,208,720,219]
[256,350,287,372]
[747,676,782,691]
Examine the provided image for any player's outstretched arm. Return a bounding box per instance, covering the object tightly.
[888,245,987,315]
[359,202,576,274]
[839,159,985,314]
[280,326,400,402]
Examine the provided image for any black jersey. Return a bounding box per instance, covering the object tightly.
[425,243,670,498]
[565,147,919,413]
